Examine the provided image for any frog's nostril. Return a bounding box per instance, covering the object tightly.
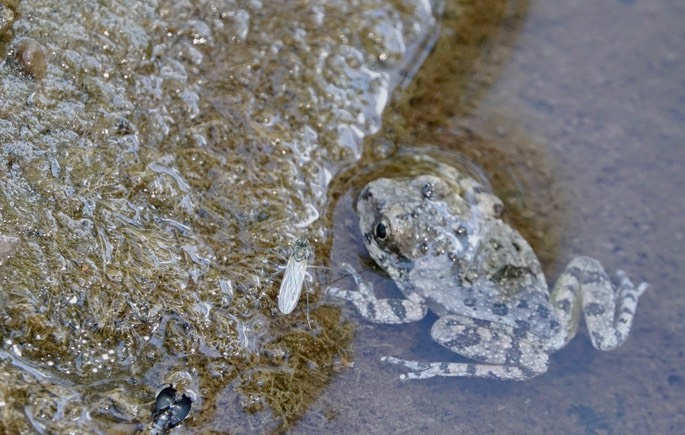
[361,187,373,200]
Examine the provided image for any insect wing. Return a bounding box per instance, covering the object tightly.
[278,248,308,314]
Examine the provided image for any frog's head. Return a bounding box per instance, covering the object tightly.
[357,175,478,279]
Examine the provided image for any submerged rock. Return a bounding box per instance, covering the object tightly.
[0,0,440,431]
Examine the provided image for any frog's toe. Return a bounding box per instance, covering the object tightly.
[381,356,423,381]
[382,356,428,371]
[337,263,376,296]
[339,262,354,274]
[381,355,406,365]
[615,269,648,296]
[327,286,354,301]
[636,282,649,297]
[340,262,363,281]
[382,357,460,380]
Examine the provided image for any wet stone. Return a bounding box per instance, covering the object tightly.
[0,0,439,431]
[0,4,15,35]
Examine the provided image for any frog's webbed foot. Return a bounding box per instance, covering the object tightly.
[327,263,427,324]
[552,256,648,351]
[381,315,549,381]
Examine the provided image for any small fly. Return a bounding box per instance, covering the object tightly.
[278,237,311,318]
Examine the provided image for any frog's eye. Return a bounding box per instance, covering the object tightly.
[373,219,389,241]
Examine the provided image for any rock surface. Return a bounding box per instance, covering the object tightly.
[0,0,440,431]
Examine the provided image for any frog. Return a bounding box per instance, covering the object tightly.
[327,166,648,381]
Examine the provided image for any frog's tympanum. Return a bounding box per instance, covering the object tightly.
[329,167,647,381]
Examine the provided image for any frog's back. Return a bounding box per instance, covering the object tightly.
[407,219,561,341]
[357,171,562,341]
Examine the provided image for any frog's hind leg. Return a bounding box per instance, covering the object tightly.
[382,315,549,381]
[551,256,648,351]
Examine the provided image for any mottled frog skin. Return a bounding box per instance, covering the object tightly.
[328,170,647,381]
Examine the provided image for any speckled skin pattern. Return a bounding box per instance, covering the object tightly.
[328,172,648,380]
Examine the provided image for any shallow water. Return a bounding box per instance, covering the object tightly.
[297,0,685,434]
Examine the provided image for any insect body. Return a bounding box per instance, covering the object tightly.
[278,237,311,315]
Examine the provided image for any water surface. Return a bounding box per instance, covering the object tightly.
[298,0,685,433]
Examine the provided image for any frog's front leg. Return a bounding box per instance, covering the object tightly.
[327,263,428,324]
[550,256,648,351]
[382,314,550,381]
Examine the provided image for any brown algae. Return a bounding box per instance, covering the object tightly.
[0,0,435,432]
